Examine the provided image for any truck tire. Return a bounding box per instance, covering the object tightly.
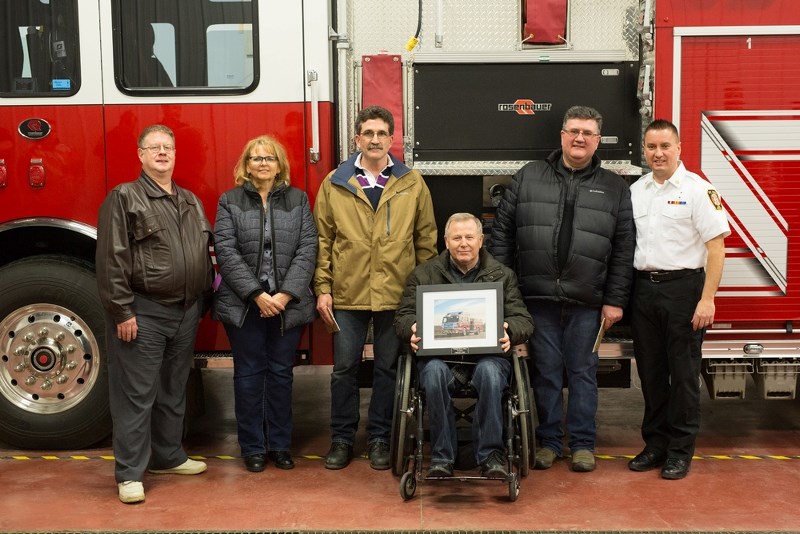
[0,256,111,449]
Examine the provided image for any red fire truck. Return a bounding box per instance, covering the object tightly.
[441,312,484,337]
[1,0,798,450]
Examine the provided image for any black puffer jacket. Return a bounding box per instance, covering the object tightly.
[212,181,317,330]
[489,150,634,308]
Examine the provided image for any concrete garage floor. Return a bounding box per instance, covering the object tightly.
[2,363,800,533]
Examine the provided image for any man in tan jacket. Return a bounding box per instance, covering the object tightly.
[314,106,437,470]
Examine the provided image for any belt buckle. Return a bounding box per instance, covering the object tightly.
[649,272,661,283]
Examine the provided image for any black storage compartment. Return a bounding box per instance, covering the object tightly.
[413,62,641,163]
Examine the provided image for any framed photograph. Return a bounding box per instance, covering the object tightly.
[415,282,504,357]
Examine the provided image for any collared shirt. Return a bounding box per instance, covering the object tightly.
[354,153,394,210]
[631,162,730,271]
[353,153,394,187]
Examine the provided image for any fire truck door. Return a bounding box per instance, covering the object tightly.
[673,31,800,320]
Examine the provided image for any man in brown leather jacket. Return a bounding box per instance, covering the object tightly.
[96,124,213,504]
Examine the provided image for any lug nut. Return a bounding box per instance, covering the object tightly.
[41,380,53,391]
[57,375,68,384]
[25,376,37,385]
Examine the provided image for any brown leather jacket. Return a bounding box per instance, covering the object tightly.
[96,172,213,323]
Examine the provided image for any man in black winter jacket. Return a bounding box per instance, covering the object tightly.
[489,106,634,473]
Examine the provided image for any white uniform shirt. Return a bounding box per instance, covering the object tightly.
[631,162,731,271]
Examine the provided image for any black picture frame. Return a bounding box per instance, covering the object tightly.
[415,282,504,357]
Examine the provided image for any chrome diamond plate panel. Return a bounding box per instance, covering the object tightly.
[413,160,642,176]
[344,0,643,161]
[568,0,641,60]
[350,0,522,58]
[350,0,640,59]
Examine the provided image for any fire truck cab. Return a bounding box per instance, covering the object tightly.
[0,0,334,449]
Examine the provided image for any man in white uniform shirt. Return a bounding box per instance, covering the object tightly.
[628,119,730,480]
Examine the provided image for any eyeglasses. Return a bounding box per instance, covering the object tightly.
[140,144,175,154]
[358,130,391,140]
[249,155,278,164]
[562,129,601,139]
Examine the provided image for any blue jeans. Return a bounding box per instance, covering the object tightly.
[418,357,511,465]
[224,306,302,456]
[528,300,600,454]
[330,310,399,445]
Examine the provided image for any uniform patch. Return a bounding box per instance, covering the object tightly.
[707,189,723,210]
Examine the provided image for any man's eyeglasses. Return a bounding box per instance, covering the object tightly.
[140,144,175,154]
[249,155,278,164]
[562,129,601,139]
[358,130,391,140]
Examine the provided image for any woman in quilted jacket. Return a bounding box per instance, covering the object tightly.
[213,135,318,473]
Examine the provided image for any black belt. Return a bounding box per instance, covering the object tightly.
[636,268,704,283]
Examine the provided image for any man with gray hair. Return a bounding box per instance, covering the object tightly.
[490,106,634,472]
[395,213,533,478]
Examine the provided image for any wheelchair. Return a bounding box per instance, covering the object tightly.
[390,348,535,501]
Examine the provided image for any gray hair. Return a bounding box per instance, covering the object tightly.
[562,105,603,132]
[444,212,483,238]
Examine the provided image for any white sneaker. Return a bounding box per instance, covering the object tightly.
[118,481,145,503]
[148,458,207,475]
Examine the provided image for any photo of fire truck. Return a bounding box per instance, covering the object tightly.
[1,0,798,450]
[440,311,484,338]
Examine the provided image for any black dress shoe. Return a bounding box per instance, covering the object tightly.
[324,442,353,470]
[480,451,509,478]
[268,451,295,470]
[367,441,390,470]
[661,457,691,480]
[426,462,454,478]
[244,453,266,472]
[628,449,666,472]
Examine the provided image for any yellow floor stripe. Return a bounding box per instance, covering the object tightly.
[2,453,799,461]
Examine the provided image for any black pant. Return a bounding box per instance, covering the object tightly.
[630,271,705,460]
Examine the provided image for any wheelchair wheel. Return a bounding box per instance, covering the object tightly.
[508,472,520,502]
[400,471,417,501]
[390,352,414,476]
[513,355,535,477]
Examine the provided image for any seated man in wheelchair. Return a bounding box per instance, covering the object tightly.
[394,212,533,478]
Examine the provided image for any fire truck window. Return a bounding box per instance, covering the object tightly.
[113,0,256,93]
[207,24,253,87]
[119,23,175,87]
[0,0,80,97]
